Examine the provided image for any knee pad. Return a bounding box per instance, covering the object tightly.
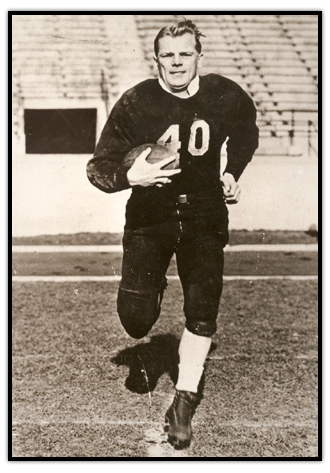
[185,319,217,337]
[117,280,166,339]
[183,274,222,338]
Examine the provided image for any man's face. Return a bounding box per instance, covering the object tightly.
[156,33,203,93]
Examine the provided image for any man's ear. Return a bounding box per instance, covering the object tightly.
[153,56,159,70]
[197,53,204,69]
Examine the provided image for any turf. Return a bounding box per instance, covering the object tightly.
[12,280,318,458]
[12,230,318,246]
[12,251,318,277]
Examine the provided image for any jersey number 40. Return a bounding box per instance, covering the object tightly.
[157,120,210,156]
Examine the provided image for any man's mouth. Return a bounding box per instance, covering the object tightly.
[170,71,186,75]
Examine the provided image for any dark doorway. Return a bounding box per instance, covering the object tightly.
[24,109,97,154]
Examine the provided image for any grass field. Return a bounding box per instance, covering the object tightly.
[11,232,319,458]
[12,251,318,277]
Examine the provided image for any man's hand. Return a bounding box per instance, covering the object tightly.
[220,173,241,204]
[126,147,181,188]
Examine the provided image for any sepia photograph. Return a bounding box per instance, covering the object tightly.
[11,11,319,459]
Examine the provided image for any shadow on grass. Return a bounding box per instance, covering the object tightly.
[111,334,180,394]
[111,334,217,396]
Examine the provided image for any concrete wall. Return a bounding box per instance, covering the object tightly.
[227,155,318,231]
[12,143,318,236]
[12,14,318,236]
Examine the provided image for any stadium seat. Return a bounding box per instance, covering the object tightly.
[12,14,318,149]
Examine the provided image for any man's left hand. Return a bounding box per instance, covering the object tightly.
[220,173,241,204]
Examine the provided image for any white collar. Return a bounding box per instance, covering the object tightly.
[158,75,200,99]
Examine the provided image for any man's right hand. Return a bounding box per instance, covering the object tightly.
[126,147,181,188]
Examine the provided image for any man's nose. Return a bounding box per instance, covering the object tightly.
[172,54,182,66]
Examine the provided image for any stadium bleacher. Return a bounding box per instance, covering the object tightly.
[12,14,318,153]
[12,15,118,108]
[135,14,318,150]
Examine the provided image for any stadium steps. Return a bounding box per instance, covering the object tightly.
[134,14,318,153]
[12,14,118,107]
[102,15,150,98]
[12,14,318,154]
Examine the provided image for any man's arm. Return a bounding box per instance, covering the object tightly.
[87,93,181,193]
[220,89,258,204]
[224,91,259,182]
[86,95,138,194]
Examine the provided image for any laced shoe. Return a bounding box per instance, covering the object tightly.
[165,389,199,449]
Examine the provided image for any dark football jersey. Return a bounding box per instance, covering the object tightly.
[87,74,259,196]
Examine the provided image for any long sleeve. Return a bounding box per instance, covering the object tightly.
[86,93,140,193]
[225,91,259,181]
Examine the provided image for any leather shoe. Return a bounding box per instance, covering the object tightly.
[165,389,199,449]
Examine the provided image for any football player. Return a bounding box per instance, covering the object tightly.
[87,19,259,449]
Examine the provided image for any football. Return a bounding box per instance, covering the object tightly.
[122,143,180,170]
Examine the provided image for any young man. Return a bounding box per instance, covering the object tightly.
[87,19,259,449]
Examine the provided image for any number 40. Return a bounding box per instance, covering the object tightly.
[157,120,210,156]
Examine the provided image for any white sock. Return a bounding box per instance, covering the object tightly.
[176,328,212,394]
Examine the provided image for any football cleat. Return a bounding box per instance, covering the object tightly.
[165,389,200,449]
